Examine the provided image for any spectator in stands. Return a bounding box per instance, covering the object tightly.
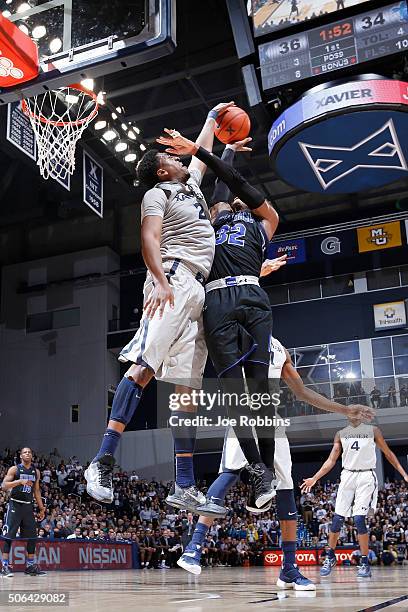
[370,387,382,409]
[381,544,398,566]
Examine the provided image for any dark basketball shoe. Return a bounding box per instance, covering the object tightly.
[1,564,14,578]
[85,453,114,503]
[246,462,278,508]
[24,564,46,576]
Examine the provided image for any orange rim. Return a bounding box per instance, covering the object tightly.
[22,83,98,127]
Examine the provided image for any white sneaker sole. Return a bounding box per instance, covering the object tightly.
[255,488,277,508]
[177,557,202,576]
[276,578,316,591]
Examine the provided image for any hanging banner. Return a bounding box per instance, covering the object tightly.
[83,151,104,218]
[6,101,37,161]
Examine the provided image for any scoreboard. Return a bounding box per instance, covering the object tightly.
[259,2,408,90]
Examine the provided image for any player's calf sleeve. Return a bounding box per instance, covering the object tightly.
[276,489,297,520]
[207,471,240,505]
[93,378,143,462]
[171,411,197,488]
[110,377,143,425]
[27,539,36,555]
[354,515,368,534]
[330,513,345,534]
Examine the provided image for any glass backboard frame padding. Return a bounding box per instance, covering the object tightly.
[0,0,176,105]
[22,84,98,180]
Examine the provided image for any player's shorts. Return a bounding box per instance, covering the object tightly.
[119,261,207,389]
[219,424,293,490]
[334,468,378,517]
[2,499,37,540]
[203,284,272,376]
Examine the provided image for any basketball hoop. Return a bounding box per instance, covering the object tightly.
[22,84,98,181]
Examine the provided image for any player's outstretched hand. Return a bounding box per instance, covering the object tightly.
[209,101,236,119]
[348,404,376,422]
[144,280,174,320]
[301,478,316,493]
[227,137,253,152]
[156,129,196,156]
[260,255,288,277]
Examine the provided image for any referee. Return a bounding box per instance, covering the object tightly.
[1,447,46,577]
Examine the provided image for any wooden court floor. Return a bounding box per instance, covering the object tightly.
[1,566,407,611]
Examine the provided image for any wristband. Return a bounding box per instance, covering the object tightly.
[207,110,218,120]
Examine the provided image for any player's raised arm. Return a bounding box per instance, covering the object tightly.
[301,434,343,492]
[156,129,279,238]
[281,350,375,422]
[187,102,236,182]
[2,466,23,491]
[374,427,408,482]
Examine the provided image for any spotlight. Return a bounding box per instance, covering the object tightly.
[134,126,141,134]
[96,91,106,105]
[80,78,94,91]
[2,10,11,17]
[111,112,117,120]
[116,106,123,114]
[125,153,137,162]
[102,129,117,142]
[17,3,31,13]
[6,0,12,4]
[94,120,107,131]
[115,142,128,152]
[133,179,140,187]
[128,131,137,140]
[49,37,63,53]
[18,24,29,35]
[121,123,128,131]
[140,144,146,151]
[32,25,46,39]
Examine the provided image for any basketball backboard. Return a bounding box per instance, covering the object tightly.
[0,0,176,104]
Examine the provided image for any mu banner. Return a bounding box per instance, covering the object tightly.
[357,221,402,253]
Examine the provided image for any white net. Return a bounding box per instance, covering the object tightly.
[23,86,98,181]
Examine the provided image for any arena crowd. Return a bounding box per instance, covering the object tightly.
[1,448,407,569]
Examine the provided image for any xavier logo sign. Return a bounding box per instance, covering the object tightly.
[299,120,408,190]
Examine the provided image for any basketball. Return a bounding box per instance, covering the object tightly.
[214,106,251,144]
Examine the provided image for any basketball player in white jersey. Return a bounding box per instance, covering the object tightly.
[302,419,408,578]
[177,336,374,589]
[85,102,234,513]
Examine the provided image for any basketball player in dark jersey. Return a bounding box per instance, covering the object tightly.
[1,447,46,577]
[157,130,283,509]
